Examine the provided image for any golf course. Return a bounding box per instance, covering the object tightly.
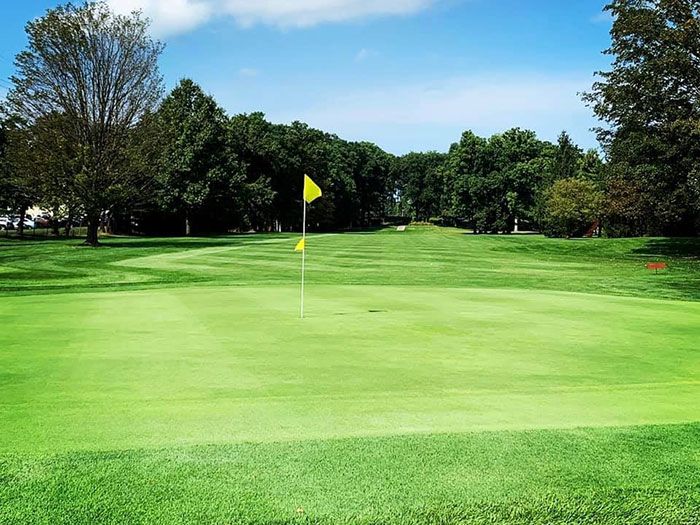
[1,226,699,524]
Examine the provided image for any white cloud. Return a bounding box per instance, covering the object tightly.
[107,0,435,36]
[295,74,592,127]
[107,0,213,36]
[271,73,600,152]
[224,0,433,28]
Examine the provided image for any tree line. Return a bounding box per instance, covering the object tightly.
[1,0,699,244]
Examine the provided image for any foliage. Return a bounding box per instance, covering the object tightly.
[601,164,649,237]
[584,0,700,235]
[4,1,700,239]
[224,114,394,232]
[442,129,553,233]
[153,79,244,235]
[7,1,164,244]
[0,115,15,211]
[393,151,449,220]
[542,178,604,238]
[551,131,582,182]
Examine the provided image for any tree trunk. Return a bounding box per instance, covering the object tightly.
[51,208,60,236]
[17,205,27,238]
[185,212,191,236]
[64,211,72,237]
[85,212,100,246]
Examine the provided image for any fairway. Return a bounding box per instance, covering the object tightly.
[1,227,699,524]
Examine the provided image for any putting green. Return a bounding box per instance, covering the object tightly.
[1,284,698,453]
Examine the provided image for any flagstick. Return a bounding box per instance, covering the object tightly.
[300,198,307,319]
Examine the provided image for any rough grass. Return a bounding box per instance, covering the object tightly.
[2,424,699,525]
[0,227,699,524]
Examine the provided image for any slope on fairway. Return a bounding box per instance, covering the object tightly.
[0,228,699,524]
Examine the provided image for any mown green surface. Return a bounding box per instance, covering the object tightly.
[0,228,698,300]
[1,227,699,524]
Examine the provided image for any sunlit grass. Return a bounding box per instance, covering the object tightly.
[0,227,698,524]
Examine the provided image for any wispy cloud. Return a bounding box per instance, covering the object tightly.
[293,74,592,126]
[591,11,613,24]
[271,73,599,152]
[354,48,378,63]
[239,68,259,78]
[107,0,436,36]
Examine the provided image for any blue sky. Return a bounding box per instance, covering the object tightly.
[0,1,613,153]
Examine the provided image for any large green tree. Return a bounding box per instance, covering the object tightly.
[584,0,700,235]
[226,113,395,233]
[227,112,279,231]
[154,79,242,235]
[394,152,448,221]
[7,1,164,245]
[542,178,604,238]
[552,131,582,182]
[347,141,394,227]
[446,128,550,233]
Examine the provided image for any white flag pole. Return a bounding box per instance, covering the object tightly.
[300,197,307,319]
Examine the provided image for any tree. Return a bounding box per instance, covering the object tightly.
[442,131,488,228]
[16,112,85,235]
[0,113,42,236]
[0,115,13,212]
[7,1,164,245]
[349,141,393,227]
[552,131,582,181]
[154,79,241,235]
[541,178,603,238]
[271,121,333,231]
[602,166,648,237]
[227,112,279,230]
[459,129,549,233]
[584,0,700,235]
[394,152,448,221]
[3,124,38,237]
[580,149,605,182]
[225,114,395,232]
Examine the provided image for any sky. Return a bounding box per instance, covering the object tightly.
[0,1,613,154]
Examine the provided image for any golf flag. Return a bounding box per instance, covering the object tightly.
[304,175,322,203]
[299,175,322,319]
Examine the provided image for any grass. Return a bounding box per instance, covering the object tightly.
[0,226,699,524]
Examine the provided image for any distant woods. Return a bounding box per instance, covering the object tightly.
[1,0,699,242]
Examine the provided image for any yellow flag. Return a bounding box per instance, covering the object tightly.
[295,238,305,252]
[304,175,322,203]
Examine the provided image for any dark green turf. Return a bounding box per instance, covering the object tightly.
[2,424,699,524]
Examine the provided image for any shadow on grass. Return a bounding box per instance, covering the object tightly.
[632,238,700,259]
[0,234,80,244]
[100,239,243,250]
[98,232,282,249]
[335,226,389,234]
